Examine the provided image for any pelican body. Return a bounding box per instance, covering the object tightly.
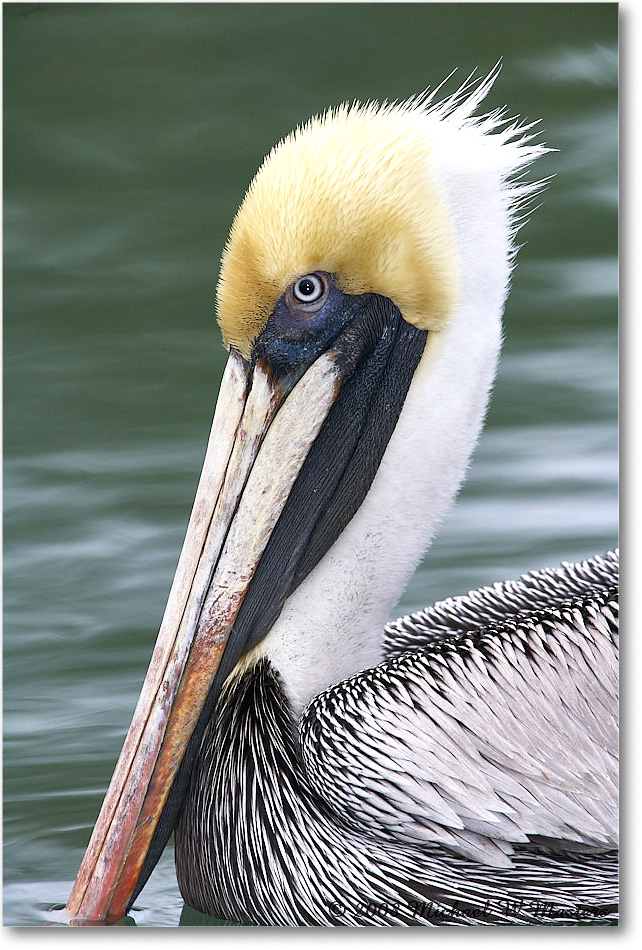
[65,73,618,926]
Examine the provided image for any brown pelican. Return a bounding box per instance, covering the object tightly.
[64,72,618,926]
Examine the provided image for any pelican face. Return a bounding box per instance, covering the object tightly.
[65,77,544,923]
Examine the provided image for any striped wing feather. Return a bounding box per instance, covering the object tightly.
[384,550,618,654]
[301,556,618,869]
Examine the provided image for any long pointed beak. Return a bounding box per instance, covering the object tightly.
[63,289,427,925]
[64,348,341,924]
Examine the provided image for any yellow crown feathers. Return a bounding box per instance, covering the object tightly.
[216,99,460,359]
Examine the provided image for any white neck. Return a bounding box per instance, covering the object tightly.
[261,118,531,715]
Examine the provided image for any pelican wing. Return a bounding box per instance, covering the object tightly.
[384,550,619,655]
[301,574,618,869]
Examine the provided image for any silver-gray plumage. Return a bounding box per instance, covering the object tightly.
[384,550,618,653]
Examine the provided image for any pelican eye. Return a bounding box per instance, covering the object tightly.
[292,273,326,305]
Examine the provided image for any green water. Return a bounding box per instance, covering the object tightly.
[3,2,617,927]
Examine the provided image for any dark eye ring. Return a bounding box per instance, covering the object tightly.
[292,273,326,305]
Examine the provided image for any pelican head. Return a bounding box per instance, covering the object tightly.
[65,71,545,923]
